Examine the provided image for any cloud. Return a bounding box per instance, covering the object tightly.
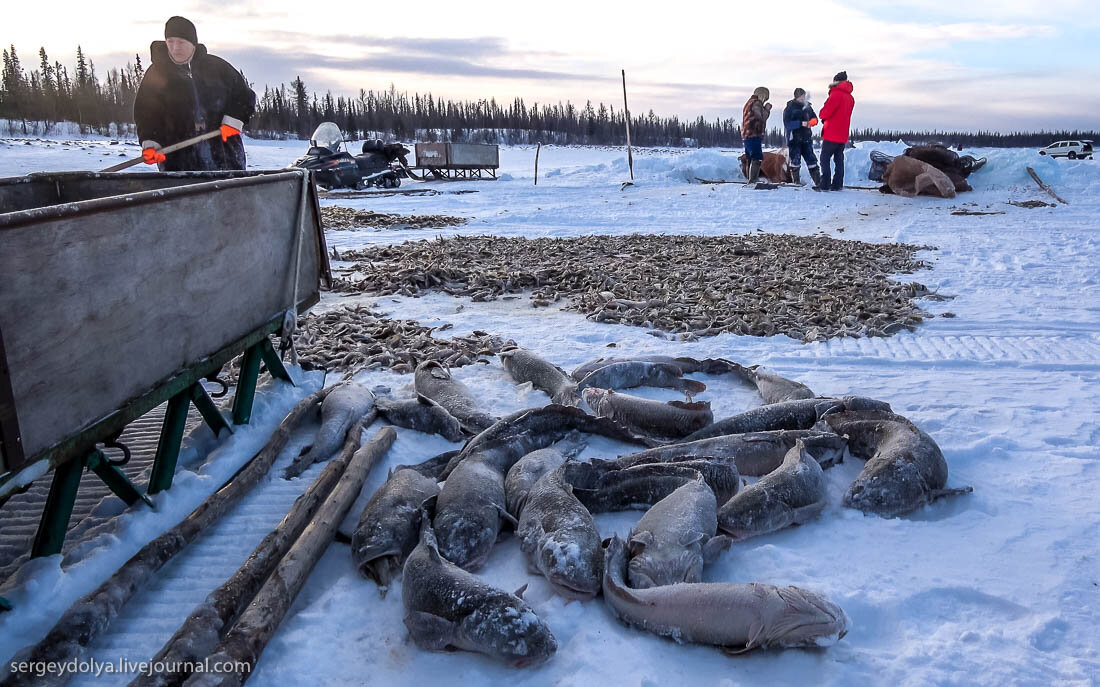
[250,31,575,61]
[176,0,284,20]
[219,46,611,87]
[256,31,510,58]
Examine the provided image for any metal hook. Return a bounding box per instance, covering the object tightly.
[204,370,230,398]
[100,431,132,466]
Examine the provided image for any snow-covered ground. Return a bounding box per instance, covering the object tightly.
[2,137,1098,686]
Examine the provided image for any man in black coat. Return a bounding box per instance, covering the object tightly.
[134,16,256,171]
[782,88,820,187]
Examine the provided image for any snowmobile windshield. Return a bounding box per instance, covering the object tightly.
[310,122,344,152]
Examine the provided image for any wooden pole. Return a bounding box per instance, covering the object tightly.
[184,427,397,686]
[131,416,373,687]
[534,142,541,186]
[100,130,223,173]
[622,70,634,183]
[2,387,332,687]
[694,177,880,191]
[1026,166,1069,205]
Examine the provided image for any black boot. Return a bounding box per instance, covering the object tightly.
[809,167,822,188]
[790,168,802,186]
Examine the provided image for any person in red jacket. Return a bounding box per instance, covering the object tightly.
[815,71,855,191]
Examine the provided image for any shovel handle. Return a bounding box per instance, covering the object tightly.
[100,130,223,173]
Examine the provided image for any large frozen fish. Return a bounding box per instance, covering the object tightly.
[414,360,497,434]
[500,345,580,407]
[628,475,730,588]
[351,464,440,592]
[717,440,827,540]
[375,394,465,442]
[602,536,849,653]
[571,355,734,381]
[582,388,713,439]
[285,380,376,479]
[682,396,891,442]
[816,410,972,517]
[441,404,655,479]
[611,430,847,476]
[433,451,517,571]
[723,362,816,404]
[517,465,603,600]
[574,360,706,399]
[566,460,739,513]
[402,517,557,666]
[505,433,588,518]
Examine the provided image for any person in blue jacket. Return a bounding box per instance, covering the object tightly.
[783,88,821,187]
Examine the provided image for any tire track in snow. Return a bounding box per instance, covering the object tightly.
[781,332,1100,370]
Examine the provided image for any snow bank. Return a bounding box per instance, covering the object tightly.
[534,140,1100,200]
[847,140,1100,196]
[615,149,745,184]
[544,149,746,185]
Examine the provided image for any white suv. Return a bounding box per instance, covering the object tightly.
[1038,140,1093,159]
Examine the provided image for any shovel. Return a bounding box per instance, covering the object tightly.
[100,129,223,173]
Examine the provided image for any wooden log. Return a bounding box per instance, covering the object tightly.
[534,142,541,186]
[1026,166,1069,205]
[695,177,880,190]
[0,387,332,687]
[131,414,373,687]
[183,426,397,686]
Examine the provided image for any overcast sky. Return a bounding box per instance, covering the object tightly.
[6,0,1097,131]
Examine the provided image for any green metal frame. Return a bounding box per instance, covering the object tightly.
[86,450,154,508]
[30,455,83,558]
[232,344,264,426]
[148,382,233,495]
[27,331,296,564]
[31,448,155,558]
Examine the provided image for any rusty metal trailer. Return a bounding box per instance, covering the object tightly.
[0,170,330,579]
[413,142,500,180]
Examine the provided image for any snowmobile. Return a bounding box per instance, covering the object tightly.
[288,122,410,190]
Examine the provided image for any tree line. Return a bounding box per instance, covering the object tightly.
[850,127,1098,149]
[244,79,750,147]
[2,44,1097,148]
[1,45,143,136]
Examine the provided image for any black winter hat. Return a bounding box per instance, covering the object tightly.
[165,16,197,45]
[793,87,806,98]
[833,71,848,83]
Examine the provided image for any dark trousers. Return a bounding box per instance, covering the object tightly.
[819,140,845,190]
[743,137,763,161]
[788,138,818,170]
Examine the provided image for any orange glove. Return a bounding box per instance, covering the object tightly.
[220,124,241,142]
[142,147,166,164]
[808,117,819,127]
